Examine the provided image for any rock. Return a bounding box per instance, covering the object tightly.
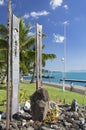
[30,88,49,121]
[41,126,55,130]
[49,101,57,109]
[24,101,31,112]
[79,117,85,124]
[12,112,22,120]
[27,126,34,130]
[19,106,24,114]
[1,112,6,119]
[64,121,72,127]
[0,99,86,130]
[10,122,18,129]
[71,99,79,111]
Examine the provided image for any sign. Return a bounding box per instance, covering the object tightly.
[11,15,20,115]
[36,23,42,89]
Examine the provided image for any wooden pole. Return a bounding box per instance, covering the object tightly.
[36,24,42,89]
[11,15,20,116]
[6,0,12,129]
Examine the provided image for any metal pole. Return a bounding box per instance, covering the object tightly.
[63,23,67,91]
[61,57,65,91]
[6,0,11,129]
[64,23,66,76]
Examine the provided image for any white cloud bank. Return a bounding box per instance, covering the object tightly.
[30,10,49,18]
[0,0,4,5]
[50,0,63,10]
[53,33,64,43]
[23,10,49,19]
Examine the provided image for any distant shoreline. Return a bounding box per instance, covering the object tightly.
[23,71,86,87]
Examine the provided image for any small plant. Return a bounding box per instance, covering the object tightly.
[43,107,59,123]
[19,89,29,103]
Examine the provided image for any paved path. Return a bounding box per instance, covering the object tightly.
[43,82,86,95]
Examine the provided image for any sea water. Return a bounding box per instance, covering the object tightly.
[23,71,86,87]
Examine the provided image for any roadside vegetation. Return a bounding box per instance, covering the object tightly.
[0,82,86,112]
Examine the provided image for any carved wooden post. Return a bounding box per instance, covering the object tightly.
[36,24,42,89]
[11,15,20,115]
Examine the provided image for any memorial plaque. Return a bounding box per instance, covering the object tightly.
[11,15,20,115]
[36,24,42,89]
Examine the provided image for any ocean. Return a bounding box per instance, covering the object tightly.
[23,71,86,87]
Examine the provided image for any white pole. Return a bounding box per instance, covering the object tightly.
[62,22,67,91]
[64,23,66,77]
[61,57,65,91]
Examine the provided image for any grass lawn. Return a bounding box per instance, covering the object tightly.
[0,82,86,112]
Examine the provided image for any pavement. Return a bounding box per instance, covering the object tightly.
[43,82,86,95]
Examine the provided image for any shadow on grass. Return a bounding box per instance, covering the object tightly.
[0,84,6,90]
[0,86,6,90]
[0,100,6,106]
[0,103,4,106]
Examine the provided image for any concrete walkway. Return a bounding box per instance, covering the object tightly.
[43,82,86,95]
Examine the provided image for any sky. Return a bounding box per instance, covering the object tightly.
[0,0,86,72]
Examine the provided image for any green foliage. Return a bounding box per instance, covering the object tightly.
[0,84,6,112]
[20,82,86,105]
[19,89,29,103]
[0,82,86,112]
[0,19,56,77]
[43,108,59,123]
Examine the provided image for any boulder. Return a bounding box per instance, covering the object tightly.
[30,88,49,121]
[71,99,79,111]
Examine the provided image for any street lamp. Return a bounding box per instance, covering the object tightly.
[61,21,68,91]
[61,57,65,91]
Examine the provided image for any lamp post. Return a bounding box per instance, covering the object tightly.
[62,21,68,91]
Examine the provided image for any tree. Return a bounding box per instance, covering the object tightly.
[0,24,8,75]
[0,18,56,83]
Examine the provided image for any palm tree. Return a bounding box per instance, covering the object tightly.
[0,24,8,77]
[19,18,57,82]
[0,18,56,83]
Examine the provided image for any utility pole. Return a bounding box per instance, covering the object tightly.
[6,0,12,129]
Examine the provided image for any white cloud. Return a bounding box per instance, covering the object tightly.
[63,20,69,25]
[28,32,34,36]
[0,0,4,5]
[30,10,49,18]
[53,33,64,43]
[23,10,49,19]
[23,14,30,19]
[63,4,68,10]
[30,25,35,30]
[50,0,63,10]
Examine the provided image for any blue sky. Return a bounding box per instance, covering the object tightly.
[0,0,86,72]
